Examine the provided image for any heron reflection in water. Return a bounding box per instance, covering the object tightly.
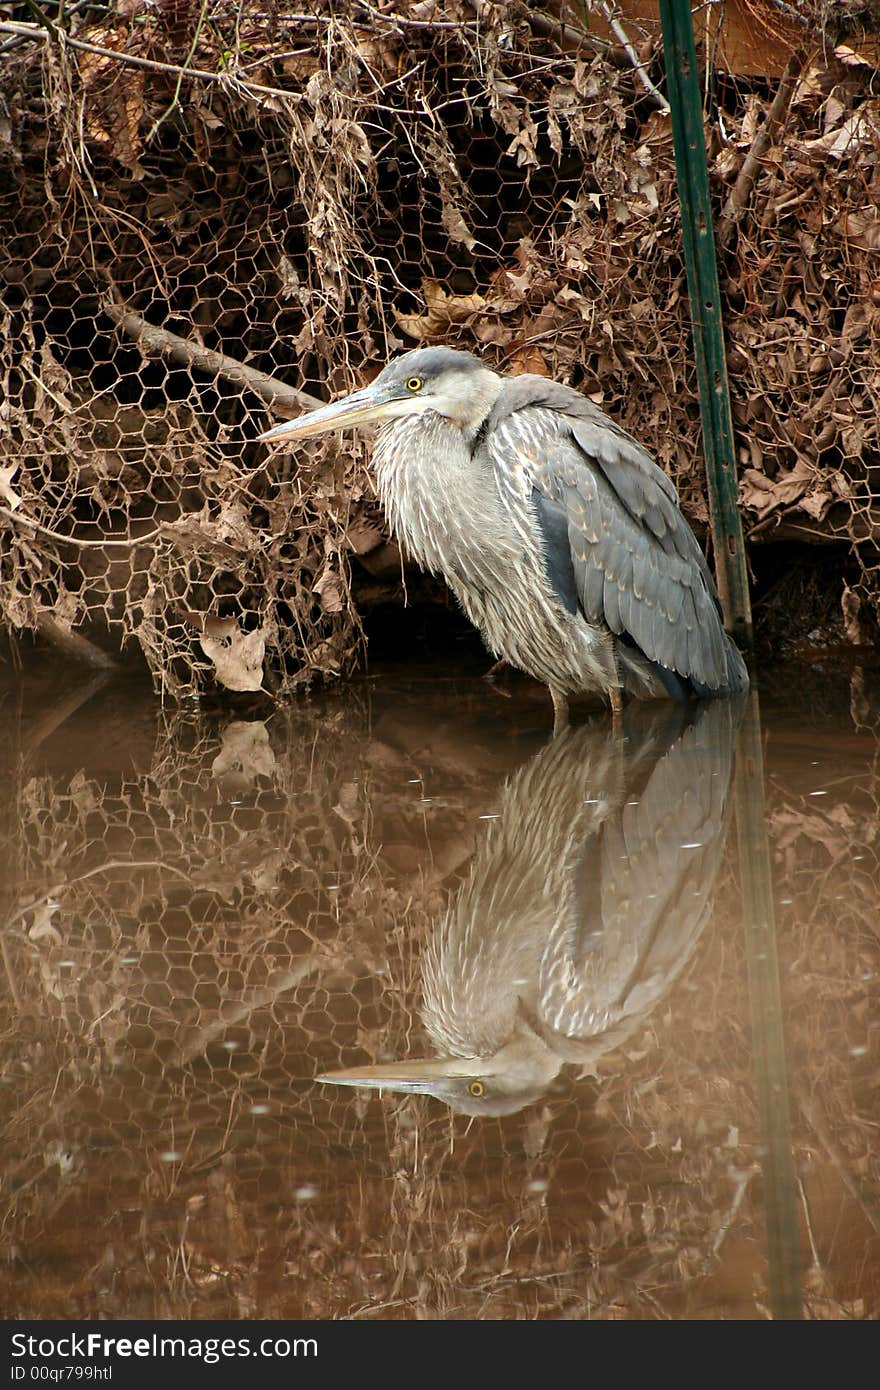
[319,698,743,1115]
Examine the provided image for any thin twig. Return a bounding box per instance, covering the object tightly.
[595,2,670,112]
[0,503,167,549]
[0,20,304,103]
[145,0,212,144]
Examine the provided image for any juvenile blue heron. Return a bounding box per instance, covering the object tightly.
[258,347,748,728]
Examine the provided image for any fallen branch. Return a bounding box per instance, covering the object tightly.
[33,614,121,671]
[514,1,669,109]
[20,670,114,760]
[749,505,880,545]
[103,303,323,414]
[717,48,807,249]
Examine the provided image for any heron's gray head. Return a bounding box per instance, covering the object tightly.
[317,1032,562,1117]
[257,347,503,445]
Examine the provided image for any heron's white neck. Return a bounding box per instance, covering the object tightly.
[372,405,511,584]
[425,365,504,445]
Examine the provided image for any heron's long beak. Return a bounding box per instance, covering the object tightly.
[257,381,398,443]
[317,1054,488,1095]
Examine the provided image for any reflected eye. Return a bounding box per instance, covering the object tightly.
[467,1080,485,1098]
[406,376,423,392]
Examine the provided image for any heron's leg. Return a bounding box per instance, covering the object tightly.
[607,639,624,736]
[482,658,507,682]
[550,687,569,735]
[610,684,624,738]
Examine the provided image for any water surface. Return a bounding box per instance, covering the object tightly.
[0,656,877,1319]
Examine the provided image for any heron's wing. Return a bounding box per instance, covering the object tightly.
[535,699,740,1053]
[484,377,745,690]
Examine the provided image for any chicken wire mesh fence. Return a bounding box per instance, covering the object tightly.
[0,1,879,702]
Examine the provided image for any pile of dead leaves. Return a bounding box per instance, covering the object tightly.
[0,1,879,696]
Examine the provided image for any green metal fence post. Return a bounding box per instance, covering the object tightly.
[658,0,753,652]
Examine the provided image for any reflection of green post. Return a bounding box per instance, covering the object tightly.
[658,0,752,654]
[735,692,802,1318]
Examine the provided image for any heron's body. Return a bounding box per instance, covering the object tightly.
[373,408,614,701]
[258,347,749,724]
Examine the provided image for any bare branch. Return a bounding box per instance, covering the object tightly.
[103,302,323,413]
[32,613,121,671]
[716,48,807,249]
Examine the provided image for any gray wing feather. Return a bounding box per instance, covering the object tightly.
[485,376,747,692]
[530,491,580,615]
[535,700,740,1046]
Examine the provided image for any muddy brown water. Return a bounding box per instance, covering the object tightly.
[0,654,878,1320]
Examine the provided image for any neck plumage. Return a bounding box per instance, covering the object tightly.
[444,366,505,447]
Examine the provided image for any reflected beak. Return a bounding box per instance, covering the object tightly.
[317,1055,487,1095]
[257,381,400,443]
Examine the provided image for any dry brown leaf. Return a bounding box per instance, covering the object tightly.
[396,279,488,341]
[557,284,594,321]
[214,501,259,548]
[77,29,146,177]
[441,203,478,252]
[799,488,834,521]
[27,900,63,944]
[841,210,880,252]
[772,805,856,856]
[797,111,877,160]
[199,619,266,692]
[507,346,550,376]
[472,321,514,346]
[211,720,276,785]
[346,521,384,555]
[841,585,867,644]
[314,565,344,614]
[0,463,21,510]
[834,42,880,69]
[505,114,540,168]
[333,780,361,827]
[740,460,815,517]
[302,639,342,677]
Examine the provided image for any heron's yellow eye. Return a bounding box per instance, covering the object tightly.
[468,1080,485,1098]
[406,376,423,392]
